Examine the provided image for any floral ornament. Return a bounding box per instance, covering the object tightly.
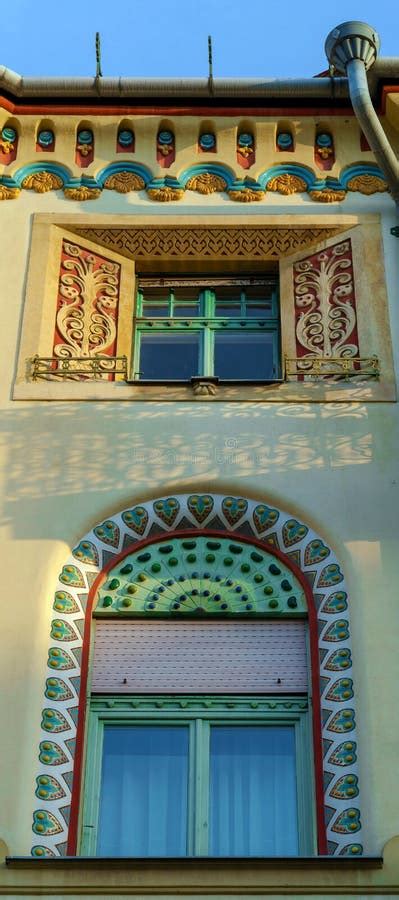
[118,129,134,148]
[157,130,174,156]
[186,173,227,194]
[38,130,54,148]
[76,130,93,156]
[22,172,63,193]
[267,174,307,195]
[147,187,184,201]
[276,132,294,150]
[64,187,101,201]
[237,133,254,157]
[316,133,334,159]
[0,125,16,153]
[199,133,216,151]
[104,172,145,193]
[0,184,20,200]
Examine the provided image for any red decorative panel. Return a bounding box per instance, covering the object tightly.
[293,238,359,361]
[53,240,121,377]
[91,619,308,694]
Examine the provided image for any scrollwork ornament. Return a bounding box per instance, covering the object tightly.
[54,241,120,363]
[267,174,307,195]
[22,172,63,193]
[186,173,227,194]
[104,172,145,193]
[294,240,358,360]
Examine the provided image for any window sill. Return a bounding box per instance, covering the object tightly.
[3,853,386,898]
[13,378,396,402]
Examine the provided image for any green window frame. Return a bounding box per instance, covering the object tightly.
[81,695,315,858]
[132,277,281,382]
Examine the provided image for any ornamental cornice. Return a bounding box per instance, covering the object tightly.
[0,161,389,202]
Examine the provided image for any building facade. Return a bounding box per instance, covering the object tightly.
[1,22,399,898]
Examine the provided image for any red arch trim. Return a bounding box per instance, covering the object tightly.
[67,528,327,856]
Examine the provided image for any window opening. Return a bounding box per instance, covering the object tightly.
[134,277,280,382]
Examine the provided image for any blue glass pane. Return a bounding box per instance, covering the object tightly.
[97,725,189,856]
[214,332,277,380]
[209,726,298,856]
[139,333,200,379]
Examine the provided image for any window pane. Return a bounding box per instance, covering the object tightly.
[97,725,189,856]
[209,726,298,856]
[138,333,200,380]
[141,304,169,318]
[245,284,276,317]
[214,286,242,317]
[172,286,200,317]
[214,332,278,380]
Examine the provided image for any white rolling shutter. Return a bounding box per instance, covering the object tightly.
[91,619,307,693]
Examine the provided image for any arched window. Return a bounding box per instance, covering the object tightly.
[32,494,362,860]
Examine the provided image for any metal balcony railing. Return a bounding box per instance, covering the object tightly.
[30,355,128,381]
[285,356,380,381]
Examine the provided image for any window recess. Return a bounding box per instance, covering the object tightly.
[133,277,281,383]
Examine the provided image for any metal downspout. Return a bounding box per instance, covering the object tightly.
[325,22,399,219]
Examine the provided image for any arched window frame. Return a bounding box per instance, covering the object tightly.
[31,493,362,859]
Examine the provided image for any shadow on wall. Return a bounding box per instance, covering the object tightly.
[0,399,392,541]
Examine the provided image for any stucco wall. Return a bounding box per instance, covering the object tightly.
[0,181,398,876]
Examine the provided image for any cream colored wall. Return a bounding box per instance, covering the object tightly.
[0,164,398,888]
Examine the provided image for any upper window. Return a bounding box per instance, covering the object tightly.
[133,277,280,382]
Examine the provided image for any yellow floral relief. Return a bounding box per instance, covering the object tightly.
[0,184,20,200]
[103,172,145,193]
[309,189,346,203]
[346,174,388,194]
[186,173,227,194]
[228,189,264,202]
[147,188,184,201]
[22,172,63,193]
[267,174,307,195]
[64,187,102,201]
[0,140,14,153]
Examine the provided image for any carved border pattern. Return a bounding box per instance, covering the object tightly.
[31,493,362,859]
[294,239,359,361]
[67,226,342,261]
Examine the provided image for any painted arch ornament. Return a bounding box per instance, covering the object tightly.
[31,493,362,858]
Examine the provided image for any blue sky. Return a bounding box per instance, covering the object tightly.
[1,0,398,78]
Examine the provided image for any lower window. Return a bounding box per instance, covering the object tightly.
[82,696,313,857]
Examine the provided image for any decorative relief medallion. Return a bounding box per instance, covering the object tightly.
[53,241,121,371]
[346,174,388,194]
[267,174,307,195]
[293,239,359,363]
[22,172,63,193]
[186,173,227,194]
[103,172,145,193]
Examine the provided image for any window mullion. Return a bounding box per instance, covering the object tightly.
[193,717,210,855]
[80,711,104,855]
